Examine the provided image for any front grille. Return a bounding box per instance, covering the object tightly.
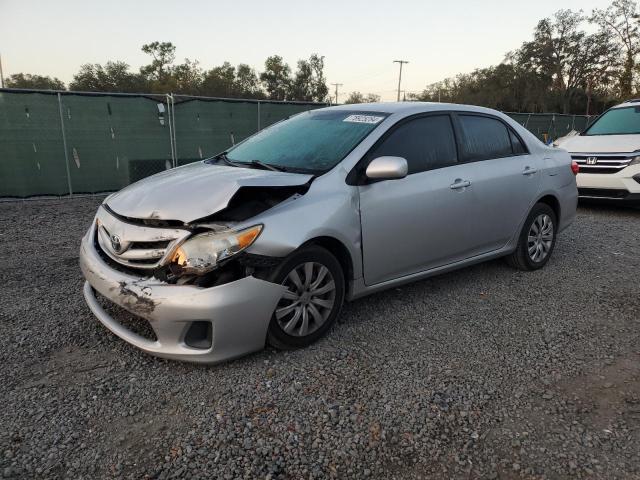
[94,206,191,271]
[94,290,157,342]
[571,154,635,174]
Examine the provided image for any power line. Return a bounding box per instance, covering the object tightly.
[331,83,343,105]
[392,60,409,102]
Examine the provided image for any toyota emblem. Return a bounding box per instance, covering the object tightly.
[110,234,123,253]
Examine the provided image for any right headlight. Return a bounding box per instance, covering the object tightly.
[169,225,263,275]
[628,156,640,167]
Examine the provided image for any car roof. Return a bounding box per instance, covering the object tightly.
[612,99,640,109]
[316,102,506,116]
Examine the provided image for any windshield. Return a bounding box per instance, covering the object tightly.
[583,106,640,135]
[225,110,388,173]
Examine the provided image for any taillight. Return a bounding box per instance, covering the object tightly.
[571,160,579,175]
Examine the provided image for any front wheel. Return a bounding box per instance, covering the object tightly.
[506,203,557,271]
[266,245,345,350]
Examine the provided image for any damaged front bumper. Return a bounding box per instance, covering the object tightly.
[79,226,285,363]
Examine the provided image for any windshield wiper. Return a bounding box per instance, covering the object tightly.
[206,152,242,168]
[243,160,287,172]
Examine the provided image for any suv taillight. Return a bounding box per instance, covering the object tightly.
[571,161,579,175]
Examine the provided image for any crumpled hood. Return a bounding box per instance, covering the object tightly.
[106,162,313,223]
[555,133,640,154]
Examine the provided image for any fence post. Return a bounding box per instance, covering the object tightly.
[57,92,73,195]
[257,100,261,132]
[170,93,178,167]
[166,94,176,168]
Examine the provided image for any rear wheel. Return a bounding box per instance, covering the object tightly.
[506,203,557,271]
[266,245,345,349]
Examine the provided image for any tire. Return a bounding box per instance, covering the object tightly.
[506,203,557,271]
[266,245,345,350]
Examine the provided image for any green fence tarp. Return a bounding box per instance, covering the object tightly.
[173,99,260,165]
[0,92,69,197]
[61,94,173,193]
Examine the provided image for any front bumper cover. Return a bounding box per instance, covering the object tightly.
[80,226,285,363]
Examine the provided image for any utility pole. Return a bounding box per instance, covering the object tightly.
[0,53,5,89]
[393,60,409,102]
[331,83,343,105]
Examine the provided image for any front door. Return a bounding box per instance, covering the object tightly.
[358,114,476,285]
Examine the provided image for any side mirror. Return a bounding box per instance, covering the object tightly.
[365,156,408,180]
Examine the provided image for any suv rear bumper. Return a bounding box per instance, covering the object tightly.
[80,225,285,363]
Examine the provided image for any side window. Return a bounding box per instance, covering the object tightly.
[369,115,457,174]
[509,129,527,154]
[459,115,513,160]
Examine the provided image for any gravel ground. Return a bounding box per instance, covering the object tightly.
[1,197,639,480]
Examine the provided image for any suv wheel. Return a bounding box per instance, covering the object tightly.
[266,245,345,349]
[506,203,557,271]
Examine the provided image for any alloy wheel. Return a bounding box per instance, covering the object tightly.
[275,262,336,337]
[527,213,554,262]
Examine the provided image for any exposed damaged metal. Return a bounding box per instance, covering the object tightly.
[193,184,309,223]
[111,280,158,316]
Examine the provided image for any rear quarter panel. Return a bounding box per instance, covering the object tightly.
[541,147,578,231]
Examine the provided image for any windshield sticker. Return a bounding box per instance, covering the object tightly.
[343,114,385,124]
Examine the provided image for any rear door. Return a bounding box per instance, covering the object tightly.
[453,114,541,254]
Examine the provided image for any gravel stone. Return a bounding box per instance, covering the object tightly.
[0,197,639,479]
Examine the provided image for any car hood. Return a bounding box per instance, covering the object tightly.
[555,134,640,153]
[106,162,313,223]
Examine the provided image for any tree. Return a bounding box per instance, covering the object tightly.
[517,10,620,112]
[289,54,329,102]
[201,62,237,97]
[344,92,381,104]
[290,59,314,101]
[309,54,329,102]
[5,73,65,90]
[172,59,203,95]
[140,41,176,81]
[70,61,147,92]
[234,64,264,98]
[260,55,292,100]
[591,0,640,97]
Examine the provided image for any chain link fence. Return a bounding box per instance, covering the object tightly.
[0,89,593,198]
[505,112,593,143]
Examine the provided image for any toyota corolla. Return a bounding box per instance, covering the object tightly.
[80,102,578,363]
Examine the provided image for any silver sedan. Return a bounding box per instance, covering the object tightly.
[80,102,578,363]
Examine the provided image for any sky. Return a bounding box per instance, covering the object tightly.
[0,0,613,101]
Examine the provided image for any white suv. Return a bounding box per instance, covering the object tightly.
[555,100,640,205]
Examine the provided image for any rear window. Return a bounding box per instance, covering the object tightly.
[510,130,527,154]
[459,115,513,160]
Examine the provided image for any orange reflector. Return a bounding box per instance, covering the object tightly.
[237,226,262,248]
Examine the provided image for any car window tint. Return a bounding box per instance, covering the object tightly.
[370,115,457,174]
[459,115,513,160]
[509,129,527,154]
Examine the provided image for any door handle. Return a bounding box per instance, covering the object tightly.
[450,179,471,190]
[522,166,538,176]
